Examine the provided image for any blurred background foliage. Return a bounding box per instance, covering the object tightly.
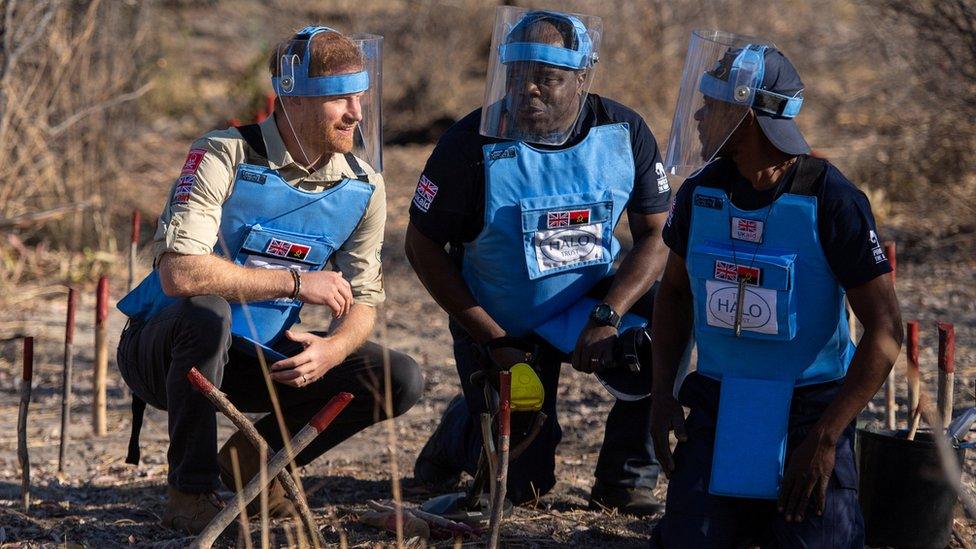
[1,0,973,294]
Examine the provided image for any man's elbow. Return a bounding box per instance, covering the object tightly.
[158,256,194,297]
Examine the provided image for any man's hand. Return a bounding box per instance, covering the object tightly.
[298,270,353,318]
[572,322,618,373]
[778,429,836,522]
[650,392,687,477]
[269,330,348,387]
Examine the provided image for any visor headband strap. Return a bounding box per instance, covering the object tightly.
[499,42,592,69]
[273,70,368,97]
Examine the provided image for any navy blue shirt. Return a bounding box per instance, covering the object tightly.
[663,156,892,289]
[409,94,671,246]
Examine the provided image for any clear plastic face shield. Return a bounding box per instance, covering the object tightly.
[663,31,775,178]
[479,7,601,146]
[273,26,383,172]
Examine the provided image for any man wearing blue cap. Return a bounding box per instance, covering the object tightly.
[406,7,671,514]
[650,31,902,546]
[115,27,422,533]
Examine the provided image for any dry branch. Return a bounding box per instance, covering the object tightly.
[191,392,353,549]
[187,367,324,547]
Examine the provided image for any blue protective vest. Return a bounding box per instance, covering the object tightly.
[685,158,855,499]
[461,122,636,340]
[118,157,374,347]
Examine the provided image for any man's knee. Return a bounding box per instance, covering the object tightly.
[172,295,231,384]
[387,350,424,417]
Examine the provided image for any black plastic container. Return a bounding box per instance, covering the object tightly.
[856,429,967,548]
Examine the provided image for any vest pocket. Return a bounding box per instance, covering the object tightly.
[687,243,798,341]
[519,191,614,280]
[229,224,338,344]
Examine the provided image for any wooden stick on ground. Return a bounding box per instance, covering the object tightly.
[18,337,34,512]
[128,210,141,291]
[187,368,324,547]
[937,322,955,429]
[368,500,479,538]
[906,320,920,434]
[884,242,897,430]
[488,371,511,549]
[93,276,109,436]
[191,392,353,549]
[59,288,77,473]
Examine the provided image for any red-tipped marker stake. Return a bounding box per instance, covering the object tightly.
[18,337,33,512]
[59,289,78,473]
[192,392,354,548]
[128,210,141,291]
[488,371,512,549]
[93,277,109,436]
[937,323,955,428]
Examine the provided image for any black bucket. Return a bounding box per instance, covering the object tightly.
[856,429,967,548]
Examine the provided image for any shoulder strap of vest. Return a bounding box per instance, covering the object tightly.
[586,93,614,127]
[236,124,270,167]
[789,155,828,197]
[343,152,370,182]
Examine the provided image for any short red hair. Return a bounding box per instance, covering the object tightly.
[268,29,364,77]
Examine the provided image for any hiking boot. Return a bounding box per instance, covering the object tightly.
[588,482,664,517]
[161,487,224,534]
[413,394,465,492]
[217,430,298,519]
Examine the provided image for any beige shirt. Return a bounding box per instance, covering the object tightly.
[153,115,386,306]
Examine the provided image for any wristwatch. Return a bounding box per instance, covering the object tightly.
[590,302,621,329]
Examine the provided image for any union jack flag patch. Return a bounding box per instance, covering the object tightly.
[412,175,438,213]
[731,216,764,243]
[547,209,591,228]
[265,238,314,261]
[714,260,762,286]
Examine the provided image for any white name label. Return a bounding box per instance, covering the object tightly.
[533,223,605,273]
[705,280,778,335]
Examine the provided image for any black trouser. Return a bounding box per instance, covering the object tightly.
[421,278,660,504]
[116,295,424,493]
[651,372,864,548]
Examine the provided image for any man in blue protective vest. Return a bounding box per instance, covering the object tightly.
[405,7,672,514]
[649,31,903,546]
[115,27,422,533]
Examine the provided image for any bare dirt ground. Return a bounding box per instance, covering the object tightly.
[1,143,975,548]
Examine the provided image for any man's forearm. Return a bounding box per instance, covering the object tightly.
[651,281,693,397]
[325,303,376,358]
[405,225,505,344]
[604,234,668,315]
[159,252,294,302]
[813,275,903,445]
[812,327,902,445]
